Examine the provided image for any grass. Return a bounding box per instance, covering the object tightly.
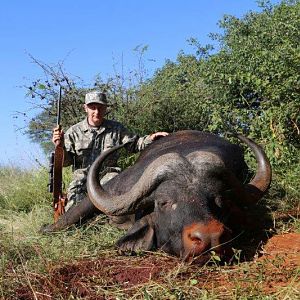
[0,163,299,299]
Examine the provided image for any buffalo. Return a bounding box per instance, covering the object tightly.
[43,130,271,262]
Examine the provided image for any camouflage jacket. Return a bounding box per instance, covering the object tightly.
[63,118,152,202]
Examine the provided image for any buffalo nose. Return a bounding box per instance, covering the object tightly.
[182,220,227,260]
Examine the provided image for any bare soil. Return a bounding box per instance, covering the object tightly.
[7,232,300,300]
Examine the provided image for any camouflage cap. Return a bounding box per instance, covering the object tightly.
[85,91,109,105]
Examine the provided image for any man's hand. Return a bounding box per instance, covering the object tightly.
[149,131,169,141]
[52,126,64,146]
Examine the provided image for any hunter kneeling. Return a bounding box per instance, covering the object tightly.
[43,91,168,232]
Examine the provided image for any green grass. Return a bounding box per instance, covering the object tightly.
[0,167,49,212]
[0,164,299,299]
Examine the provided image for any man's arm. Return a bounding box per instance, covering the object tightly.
[119,124,169,152]
[135,132,169,151]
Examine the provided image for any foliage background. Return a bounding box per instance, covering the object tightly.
[26,2,299,145]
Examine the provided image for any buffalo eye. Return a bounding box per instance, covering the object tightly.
[157,199,173,210]
[214,196,223,208]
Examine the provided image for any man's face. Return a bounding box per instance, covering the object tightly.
[84,103,107,127]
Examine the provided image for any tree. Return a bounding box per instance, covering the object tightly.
[23,1,299,169]
[193,0,300,166]
[112,53,213,135]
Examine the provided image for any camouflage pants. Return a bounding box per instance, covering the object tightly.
[65,171,120,211]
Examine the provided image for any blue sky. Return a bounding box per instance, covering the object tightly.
[0,0,279,168]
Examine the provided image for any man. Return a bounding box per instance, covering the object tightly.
[53,91,168,211]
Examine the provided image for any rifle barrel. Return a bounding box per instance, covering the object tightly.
[57,87,62,126]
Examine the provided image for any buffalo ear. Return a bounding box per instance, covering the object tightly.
[116,213,156,253]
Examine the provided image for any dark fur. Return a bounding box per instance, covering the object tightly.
[99,131,252,257]
[44,131,270,260]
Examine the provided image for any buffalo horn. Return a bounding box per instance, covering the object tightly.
[87,142,187,216]
[237,134,272,203]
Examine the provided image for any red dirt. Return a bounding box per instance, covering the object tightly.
[13,256,178,300]
[258,232,300,264]
[7,232,300,300]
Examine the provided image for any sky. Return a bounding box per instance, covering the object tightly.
[0,0,280,169]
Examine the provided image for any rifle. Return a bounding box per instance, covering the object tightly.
[48,87,67,222]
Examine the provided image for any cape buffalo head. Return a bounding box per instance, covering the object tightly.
[87,130,271,262]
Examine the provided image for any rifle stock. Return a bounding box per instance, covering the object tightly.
[49,87,67,223]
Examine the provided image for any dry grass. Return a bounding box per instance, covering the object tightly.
[0,166,299,299]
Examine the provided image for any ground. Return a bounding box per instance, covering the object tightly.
[7,232,300,300]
